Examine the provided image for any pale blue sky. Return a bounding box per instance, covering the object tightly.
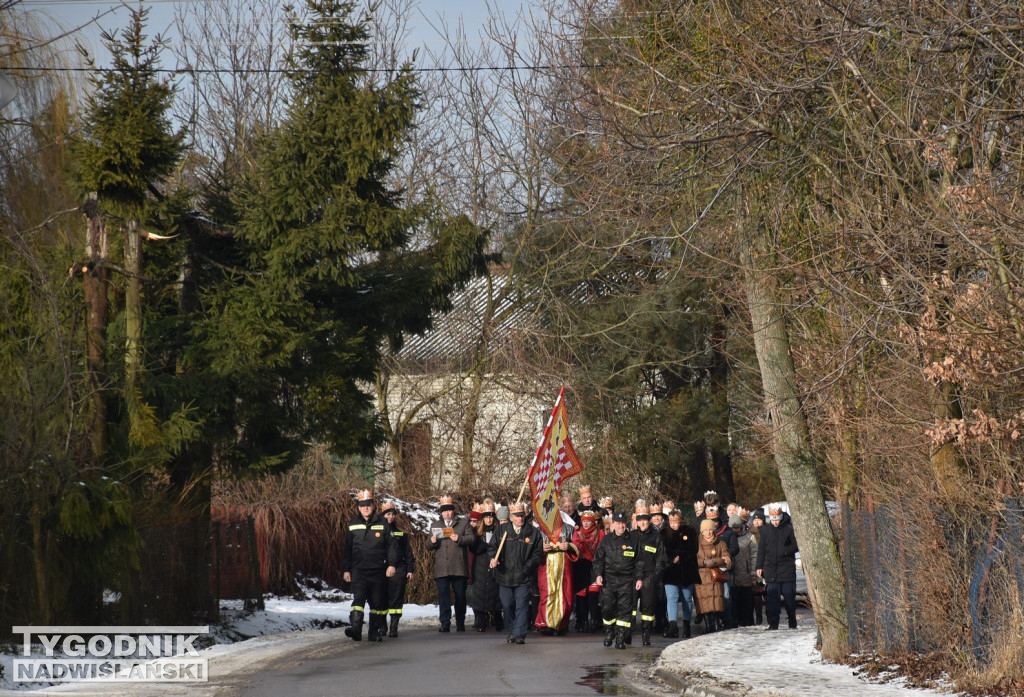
[20,0,527,67]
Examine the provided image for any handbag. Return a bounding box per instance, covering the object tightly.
[710,567,729,583]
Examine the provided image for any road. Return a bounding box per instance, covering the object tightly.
[213,625,669,697]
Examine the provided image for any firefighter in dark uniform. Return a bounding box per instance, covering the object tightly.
[342,489,397,642]
[633,502,667,645]
[380,499,413,638]
[593,510,645,649]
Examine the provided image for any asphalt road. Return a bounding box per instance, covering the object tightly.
[212,624,670,697]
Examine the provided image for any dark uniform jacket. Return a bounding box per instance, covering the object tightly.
[755,512,799,584]
[490,521,544,587]
[391,525,414,574]
[593,529,646,584]
[635,526,667,584]
[342,512,397,575]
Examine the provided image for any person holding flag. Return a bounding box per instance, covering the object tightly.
[489,501,544,644]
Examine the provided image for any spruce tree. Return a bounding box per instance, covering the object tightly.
[193,0,487,472]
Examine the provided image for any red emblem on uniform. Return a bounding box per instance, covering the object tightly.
[622,544,627,550]
[525,538,531,543]
[375,532,381,537]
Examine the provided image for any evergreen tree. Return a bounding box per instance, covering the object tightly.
[192,0,488,473]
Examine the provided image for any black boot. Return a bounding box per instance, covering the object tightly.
[641,621,652,646]
[603,625,616,647]
[704,614,717,634]
[663,622,679,638]
[344,610,364,642]
[493,612,504,631]
[767,617,779,630]
[788,615,797,629]
[388,614,400,638]
[682,620,691,638]
[368,614,384,642]
[614,627,627,650]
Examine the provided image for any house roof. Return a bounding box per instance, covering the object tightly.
[390,268,534,372]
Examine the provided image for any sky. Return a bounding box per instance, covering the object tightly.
[18,0,529,68]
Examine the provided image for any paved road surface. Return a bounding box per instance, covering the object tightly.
[214,625,667,697]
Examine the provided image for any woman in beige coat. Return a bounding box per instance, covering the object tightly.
[695,519,732,633]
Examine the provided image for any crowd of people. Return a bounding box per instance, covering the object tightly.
[340,487,800,647]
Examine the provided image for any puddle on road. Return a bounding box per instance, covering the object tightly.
[576,664,637,695]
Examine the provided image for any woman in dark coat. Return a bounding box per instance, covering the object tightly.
[469,503,503,631]
[661,510,700,637]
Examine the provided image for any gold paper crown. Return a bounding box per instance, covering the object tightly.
[662,501,675,514]
[509,501,527,514]
[380,500,396,513]
[356,489,374,503]
[481,502,495,513]
[578,484,591,495]
[439,494,454,507]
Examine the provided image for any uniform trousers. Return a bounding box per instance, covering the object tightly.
[351,569,388,631]
[601,578,637,627]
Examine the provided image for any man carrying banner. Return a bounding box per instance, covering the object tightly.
[489,502,544,644]
[594,510,645,649]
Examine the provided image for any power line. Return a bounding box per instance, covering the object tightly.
[3,62,602,75]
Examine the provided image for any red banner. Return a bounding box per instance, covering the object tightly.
[528,387,584,542]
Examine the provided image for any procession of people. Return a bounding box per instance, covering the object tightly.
[342,486,801,646]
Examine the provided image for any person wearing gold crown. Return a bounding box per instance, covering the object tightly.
[570,508,604,633]
[380,500,414,637]
[632,500,667,645]
[342,489,397,642]
[574,485,602,525]
[428,494,476,632]
[489,501,544,644]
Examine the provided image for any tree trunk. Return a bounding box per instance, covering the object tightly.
[740,225,849,659]
[124,219,142,396]
[460,370,484,490]
[928,379,966,497]
[82,194,109,461]
[683,446,711,504]
[31,503,50,624]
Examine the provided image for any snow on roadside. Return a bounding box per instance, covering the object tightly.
[656,617,963,697]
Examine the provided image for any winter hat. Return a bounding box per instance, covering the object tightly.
[612,510,628,524]
[751,508,766,521]
[728,514,743,528]
[700,519,716,533]
[496,505,510,522]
